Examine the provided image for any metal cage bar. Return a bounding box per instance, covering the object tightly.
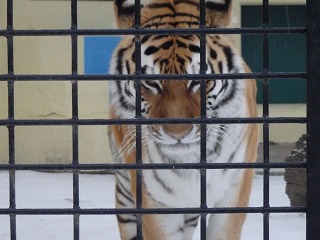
[0,72,307,82]
[133,0,143,238]
[0,26,307,37]
[306,0,320,239]
[71,1,80,240]
[6,1,16,240]
[199,0,208,239]
[0,206,306,216]
[261,1,270,239]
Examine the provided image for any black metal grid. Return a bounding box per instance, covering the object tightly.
[0,0,319,239]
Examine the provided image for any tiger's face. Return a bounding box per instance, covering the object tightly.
[111,35,246,154]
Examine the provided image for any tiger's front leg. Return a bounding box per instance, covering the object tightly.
[142,194,199,240]
[115,170,139,240]
[142,214,190,240]
[116,195,197,239]
[206,169,256,240]
[115,170,198,240]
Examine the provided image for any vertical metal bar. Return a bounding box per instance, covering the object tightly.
[199,0,207,239]
[262,1,270,240]
[306,0,320,239]
[71,1,80,240]
[134,0,143,239]
[7,1,16,240]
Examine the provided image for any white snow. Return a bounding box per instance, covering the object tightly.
[0,171,306,240]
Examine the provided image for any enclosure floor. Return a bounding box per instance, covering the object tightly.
[0,171,305,240]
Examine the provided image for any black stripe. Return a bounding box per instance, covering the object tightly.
[176,54,186,66]
[153,57,160,65]
[210,49,217,59]
[206,80,216,93]
[144,21,199,29]
[161,40,174,50]
[116,183,135,204]
[146,148,174,193]
[153,35,170,40]
[142,14,174,27]
[115,194,127,207]
[147,2,175,12]
[174,21,199,27]
[180,35,195,40]
[189,44,200,53]
[185,215,199,225]
[117,215,137,224]
[116,48,125,74]
[124,81,134,98]
[153,169,173,193]
[151,144,184,176]
[141,65,147,74]
[117,176,133,199]
[142,81,162,93]
[125,60,131,74]
[175,13,199,19]
[141,35,152,44]
[176,39,187,48]
[144,46,158,55]
[217,81,236,108]
[208,61,215,73]
[116,170,130,182]
[218,61,223,73]
[223,46,234,71]
[217,125,226,143]
[206,0,231,12]
[176,0,199,8]
[217,80,228,95]
[131,51,135,63]
[159,58,170,72]
[179,65,188,74]
[141,167,168,207]
[116,81,135,111]
[144,22,168,29]
[186,55,193,62]
[189,80,200,91]
[227,145,239,163]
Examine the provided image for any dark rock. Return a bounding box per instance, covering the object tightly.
[284,134,306,207]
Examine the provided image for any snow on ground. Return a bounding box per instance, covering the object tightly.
[0,171,306,240]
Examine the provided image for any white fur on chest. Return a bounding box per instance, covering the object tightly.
[142,139,247,208]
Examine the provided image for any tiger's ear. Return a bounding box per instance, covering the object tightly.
[114,0,142,28]
[205,0,233,28]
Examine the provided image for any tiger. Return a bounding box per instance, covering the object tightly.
[108,0,259,239]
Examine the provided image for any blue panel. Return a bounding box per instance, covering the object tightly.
[84,36,121,74]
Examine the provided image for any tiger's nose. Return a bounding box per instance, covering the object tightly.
[163,124,192,140]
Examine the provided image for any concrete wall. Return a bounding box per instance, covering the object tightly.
[0,0,114,164]
[1,1,8,163]
[0,0,306,164]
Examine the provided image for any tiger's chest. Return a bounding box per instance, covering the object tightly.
[142,167,243,208]
[142,138,247,207]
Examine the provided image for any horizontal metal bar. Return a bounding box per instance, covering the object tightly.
[0,162,306,171]
[0,117,306,126]
[0,27,306,37]
[0,206,306,215]
[0,72,307,81]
